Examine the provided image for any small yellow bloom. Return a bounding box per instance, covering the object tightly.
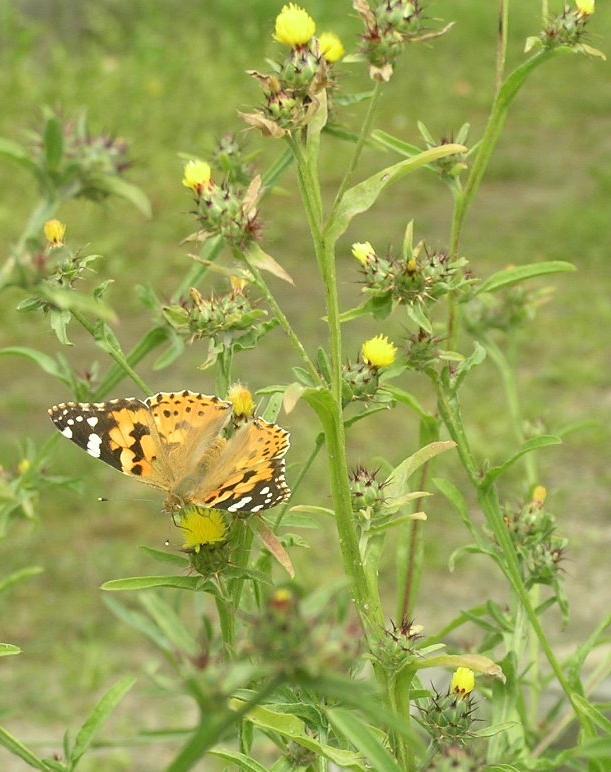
[352,241,376,265]
[181,508,227,553]
[532,485,547,506]
[230,275,249,294]
[319,32,345,63]
[451,667,475,697]
[361,335,398,369]
[274,3,316,47]
[18,459,31,475]
[44,219,66,248]
[182,160,212,193]
[576,0,594,15]
[228,383,256,418]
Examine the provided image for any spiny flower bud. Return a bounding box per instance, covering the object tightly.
[44,219,66,248]
[419,680,478,750]
[349,466,387,516]
[274,3,316,47]
[361,335,397,369]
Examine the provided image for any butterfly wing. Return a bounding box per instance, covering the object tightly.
[184,418,291,513]
[48,398,172,490]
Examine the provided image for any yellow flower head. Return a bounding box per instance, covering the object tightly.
[182,159,212,193]
[18,458,31,475]
[44,219,66,248]
[451,667,475,698]
[274,4,316,47]
[576,0,595,15]
[532,485,547,506]
[361,335,397,369]
[351,241,376,265]
[181,507,227,553]
[319,32,345,63]
[230,275,249,294]
[228,383,256,418]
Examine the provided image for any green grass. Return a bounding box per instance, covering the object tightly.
[1,0,610,768]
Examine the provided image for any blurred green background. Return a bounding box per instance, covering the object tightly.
[1,0,610,768]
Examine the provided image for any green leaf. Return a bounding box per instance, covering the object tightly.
[39,286,117,323]
[406,302,433,334]
[0,566,44,595]
[0,347,70,385]
[245,242,293,285]
[207,749,268,772]
[103,597,172,653]
[413,653,505,682]
[370,129,425,159]
[483,435,562,487]
[234,702,366,770]
[326,143,466,244]
[571,693,611,735]
[472,721,518,738]
[0,137,39,175]
[433,477,480,540]
[385,441,456,501]
[89,175,152,218]
[0,643,21,657]
[250,519,295,578]
[101,575,208,592]
[0,725,49,769]
[379,385,432,420]
[261,392,284,422]
[70,676,136,768]
[138,546,189,567]
[139,593,199,657]
[476,261,576,295]
[327,708,401,772]
[49,309,72,345]
[44,116,64,171]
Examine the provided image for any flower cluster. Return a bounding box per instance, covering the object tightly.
[464,282,553,335]
[183,159,263,248]
[342,334,397,402]
[354,0,452,81]
[352,235,470,320]
[418,668,478,751]
[242,4,344,137]
[502,487,568,613]
[526,0,602,58]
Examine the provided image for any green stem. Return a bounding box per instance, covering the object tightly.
[235,246,320,385]
[496,0,510,97]
[330,81,383,214]
[70,309,153,395]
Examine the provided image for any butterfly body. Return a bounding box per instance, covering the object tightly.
[48,390,290,514]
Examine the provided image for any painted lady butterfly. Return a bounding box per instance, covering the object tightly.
[48,390,290,514]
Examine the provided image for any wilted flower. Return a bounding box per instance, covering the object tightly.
[319,32,345,62]
[451,667,475,698]
[44,219,66,248]
[274,3,316,47]
[361,335,397,369]
[228,383,256,419]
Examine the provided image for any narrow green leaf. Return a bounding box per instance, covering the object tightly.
[0,566,44,595]
[245,242,294,284]
[370,129,424,158]
[39,286,117,323]
[139,594,199,657]
[250,519,295,578]
[380,385,432,419]
[433,477,480,540]
[89,175,152,218]
[100,575,206,592]
[483,435,562,487]
[476,261,576,295]
[0,643,21,656]
[327,143,466,244]
[138,546,189,567]
[406,302,433,334]
[327,708,401,772]
[472,721,518,737]
[103,597,172,653]
[0,725,48,769]
[0,137,39,174]
[70,676,136,767]
[208,749,268,772]
[571,693,611,734]
[0,347,69,384]
[385,441,456,501]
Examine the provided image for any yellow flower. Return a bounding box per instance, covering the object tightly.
[230,275,249,294]
[319,32,345,63]
[274,3,316,47]
[181,508,227,553]
[182,159,212,193]
[532,485,547,506]
[576,0,594,15]
[228,383,256,418]
[17,458,31,475]
[351,241,375,265]
[44,219,66,247]
[451,667,475,697]
[361,335,397,369]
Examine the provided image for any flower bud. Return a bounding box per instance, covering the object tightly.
[44,219,66,248]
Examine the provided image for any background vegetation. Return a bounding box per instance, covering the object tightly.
[0,0,609,768]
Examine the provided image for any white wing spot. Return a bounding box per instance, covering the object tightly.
[67,418,74,425]
[87,416,98,427]
[251,504,264,513]
[86,433,102,458]
[227,495,253,512]
[260,486,270,495]
[61,427,73,438]
[76,416,84,422]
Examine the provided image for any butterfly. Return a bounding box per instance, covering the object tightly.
[48,390,290,514]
